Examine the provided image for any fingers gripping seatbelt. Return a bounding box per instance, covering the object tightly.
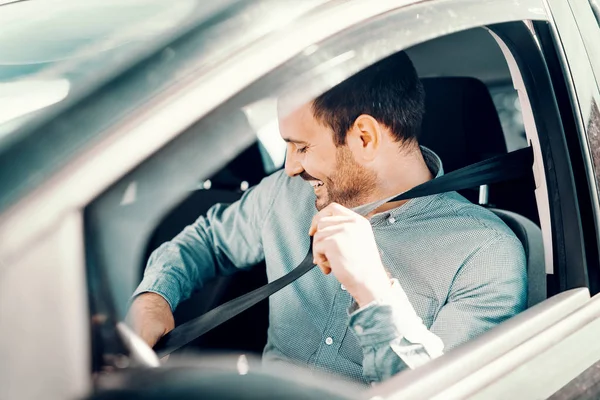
[153,146,534,357]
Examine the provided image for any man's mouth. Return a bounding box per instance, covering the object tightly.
[309,180,324,188]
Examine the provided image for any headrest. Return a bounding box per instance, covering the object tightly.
[419,77,507,173]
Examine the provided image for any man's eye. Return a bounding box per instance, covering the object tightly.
[296,146,308,154]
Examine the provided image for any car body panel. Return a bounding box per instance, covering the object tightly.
[367,288,591,399]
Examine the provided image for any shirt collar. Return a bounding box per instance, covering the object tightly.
[421,145,444,179]
[369,146,445,225]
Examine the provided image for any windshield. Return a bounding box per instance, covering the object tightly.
[0,0,229,140]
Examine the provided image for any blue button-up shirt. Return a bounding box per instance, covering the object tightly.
[134,147,527,385]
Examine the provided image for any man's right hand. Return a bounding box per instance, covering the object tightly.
[127,292,175,348]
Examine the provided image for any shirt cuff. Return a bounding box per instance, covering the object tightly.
[131,273,181,312]
[348,279,444,358]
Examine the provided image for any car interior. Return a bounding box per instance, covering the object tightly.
[132,27,544,357]
[83,20,596,398]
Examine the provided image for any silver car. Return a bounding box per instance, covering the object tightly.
[1,0,600,399]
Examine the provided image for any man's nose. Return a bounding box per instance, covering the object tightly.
[284,147,303,177]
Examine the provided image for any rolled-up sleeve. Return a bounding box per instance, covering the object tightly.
[349,279,444,383]
[349,233,526,384]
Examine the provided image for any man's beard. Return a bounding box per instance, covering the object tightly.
[315,146,378,211]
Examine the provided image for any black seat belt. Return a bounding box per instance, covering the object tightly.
[153,146,534,357]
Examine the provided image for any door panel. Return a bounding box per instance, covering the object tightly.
[367,288,590,400]
[465,292,600,399]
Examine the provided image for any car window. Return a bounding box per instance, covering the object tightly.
[588,99,600,195]
[242,97,286,173]
[240,26,530,175]
[491,87,527,152]
[82,5,548,383]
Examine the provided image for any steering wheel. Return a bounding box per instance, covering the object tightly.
[89,322,364,400]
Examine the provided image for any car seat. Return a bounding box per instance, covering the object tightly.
[420,77,546,306]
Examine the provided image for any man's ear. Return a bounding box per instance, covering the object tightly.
[346,114,382,161]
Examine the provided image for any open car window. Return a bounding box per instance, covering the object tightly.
[85,1,547,319]
[83,0,561,390]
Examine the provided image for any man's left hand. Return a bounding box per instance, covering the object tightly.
[309,203,392,307]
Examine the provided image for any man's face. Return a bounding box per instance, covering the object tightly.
[279,103,377,211]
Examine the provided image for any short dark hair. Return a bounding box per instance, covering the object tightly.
[311,51,425,146]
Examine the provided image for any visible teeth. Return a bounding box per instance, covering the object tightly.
[310,181,324,187]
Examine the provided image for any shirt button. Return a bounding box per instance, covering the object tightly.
[341,284,346,291]
[325,337,333,345]
[354,325,364,334]
[388,216,396,224]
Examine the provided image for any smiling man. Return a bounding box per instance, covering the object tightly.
[129,51,527,385]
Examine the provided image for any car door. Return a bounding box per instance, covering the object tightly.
[1,0,596,399]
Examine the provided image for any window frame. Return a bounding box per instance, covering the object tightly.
[538,0,600,295]
[84,0,563,378]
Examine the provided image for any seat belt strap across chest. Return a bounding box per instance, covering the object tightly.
[153,146,534,357]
